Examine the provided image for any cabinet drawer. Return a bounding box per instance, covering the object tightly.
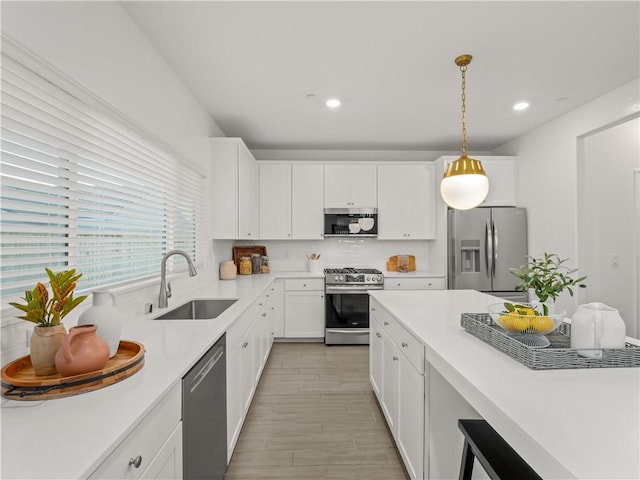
[384,277,445,290]
[284,278,324,291]
[89,383,181,479]
[394,327,424,374]
[371,300,424,374]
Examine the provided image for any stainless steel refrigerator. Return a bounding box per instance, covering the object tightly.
[448,207,528,302]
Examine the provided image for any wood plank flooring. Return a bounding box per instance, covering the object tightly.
[225,342,410,480]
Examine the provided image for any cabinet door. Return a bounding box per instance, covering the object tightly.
[380,332,398,433]
[377,165,405,239]
[210,142,239,239]
[349,165,377,208]
[259,163,292,239]
[140,423,183,480]
[397,355,424,480]
[226,347,242,459]
[270,280,285,337]
[404,164,435,239]
[238,143,259,239]
[324,165,351,208]
[284,291,325,337]
[292,164,324,239]
[369,319,383,397]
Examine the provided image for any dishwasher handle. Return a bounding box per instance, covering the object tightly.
[189,346,224,394]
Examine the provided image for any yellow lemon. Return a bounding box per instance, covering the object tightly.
[532,316,554,333]
[513,315,530,332]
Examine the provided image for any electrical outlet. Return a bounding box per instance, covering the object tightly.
[611,254,620,267]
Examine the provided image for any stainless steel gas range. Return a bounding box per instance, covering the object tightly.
[324,267,384,345]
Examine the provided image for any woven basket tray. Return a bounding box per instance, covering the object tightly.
[461,313,640,370]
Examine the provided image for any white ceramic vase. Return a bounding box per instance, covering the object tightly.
[78,290,122,358]
[570,302,626,358]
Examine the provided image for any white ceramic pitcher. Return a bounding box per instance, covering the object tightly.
[570,302,626,358]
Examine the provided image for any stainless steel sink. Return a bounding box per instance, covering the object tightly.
[155,299,237,320]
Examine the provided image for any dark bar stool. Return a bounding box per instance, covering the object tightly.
[458,419,542,480]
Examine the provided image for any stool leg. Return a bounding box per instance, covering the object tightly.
[459,439,475,480]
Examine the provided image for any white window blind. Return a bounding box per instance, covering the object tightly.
[1,52,205,298]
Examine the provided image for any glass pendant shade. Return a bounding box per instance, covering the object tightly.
[440,154,489,210]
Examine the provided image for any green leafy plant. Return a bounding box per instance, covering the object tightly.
[9,268,88,327]
[510,253,586,313]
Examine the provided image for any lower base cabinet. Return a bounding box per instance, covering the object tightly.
[226,285,276,461]
[89,383,182,480]
[370,300,424,480]
[284,279,324,338]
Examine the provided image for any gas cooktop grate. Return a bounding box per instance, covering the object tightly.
[324,268,382,275]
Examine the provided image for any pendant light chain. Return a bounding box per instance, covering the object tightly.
[460,63,468,157]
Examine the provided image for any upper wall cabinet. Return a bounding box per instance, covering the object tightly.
[378,164,436,240]
[259,163,292,239]
[324,165,377,209]
[292,164,324,239]
[210,138,259,239]
[437,156,517,207]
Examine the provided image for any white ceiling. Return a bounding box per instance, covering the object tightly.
[122,1,639,152]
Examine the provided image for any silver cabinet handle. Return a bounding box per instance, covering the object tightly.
[242,342,249,348]
[371,307,376,311]
[376,332,382,338]
[402,342,408,348]
[392,356,398,361]
[129,456,142,469]
[384,321,389,326]
[262,312,267,317]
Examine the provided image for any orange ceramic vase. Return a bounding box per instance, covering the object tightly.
[54,324,109,377]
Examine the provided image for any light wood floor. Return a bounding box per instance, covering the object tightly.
[225,342,410,480]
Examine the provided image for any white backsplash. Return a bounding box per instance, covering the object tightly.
[215,238,438,273]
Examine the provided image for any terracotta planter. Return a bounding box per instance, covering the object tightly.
[54,324,109,377]
[30,324,67,376]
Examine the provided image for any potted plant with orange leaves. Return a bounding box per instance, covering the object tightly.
[10,268,87,375]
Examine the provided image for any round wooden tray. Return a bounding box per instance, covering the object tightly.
[1,340,145,400]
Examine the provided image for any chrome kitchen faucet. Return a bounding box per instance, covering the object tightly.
[158,250,197,309]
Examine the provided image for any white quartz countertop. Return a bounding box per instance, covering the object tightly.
[1,272,316,480]
[368,289,640,480]
[382,270,444,278]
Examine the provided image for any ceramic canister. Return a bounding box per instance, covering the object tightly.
[78,290,122,357]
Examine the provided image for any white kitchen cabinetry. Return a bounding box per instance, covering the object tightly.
[89,384,182,480]
[269,279,285,337]
[369,319,383,396]
[384,276,446,290]
[436,155,516,207]
[370,299,425,480]
[260,163,292,239]
[292,164,324,239]
[378,164,435,239]
[226,286,276,459]
[324,164,377,208]
[210,138,259,239]
[284,279,325,338]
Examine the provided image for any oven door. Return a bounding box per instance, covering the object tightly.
[325,288,371,345]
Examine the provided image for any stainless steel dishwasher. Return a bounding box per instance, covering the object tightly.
[182,334,227,479]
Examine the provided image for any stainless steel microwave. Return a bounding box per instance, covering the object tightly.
[323,208,378,237]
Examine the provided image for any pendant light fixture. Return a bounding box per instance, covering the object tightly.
[440,54,489,210]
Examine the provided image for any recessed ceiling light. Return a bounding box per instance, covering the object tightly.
[326,98,341,108]
[513,101,530,111]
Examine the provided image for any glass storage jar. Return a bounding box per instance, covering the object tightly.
[239,256,252,275]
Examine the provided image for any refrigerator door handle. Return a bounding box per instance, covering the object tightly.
[492,220,498,278]
[485,220,493,278]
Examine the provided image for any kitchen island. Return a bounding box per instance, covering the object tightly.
[369,289,640,480]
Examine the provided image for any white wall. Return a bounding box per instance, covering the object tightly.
[1,1,224,170]
[493,79,640,315]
